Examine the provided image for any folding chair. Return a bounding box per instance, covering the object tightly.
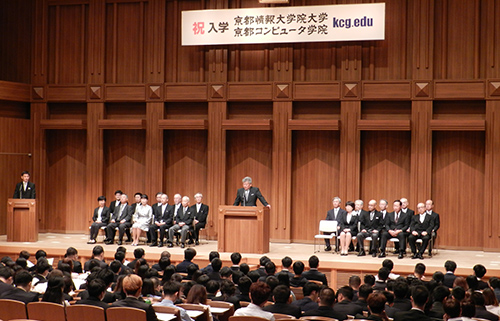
[314,220,338,252]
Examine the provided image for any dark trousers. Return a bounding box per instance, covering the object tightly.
[380,231,406,253]
[408,232,431,255]
[193,222,206,241]
[149,224,171,243]
[89,222,107,240]
[106,222,131,242]
[357,230,379,252]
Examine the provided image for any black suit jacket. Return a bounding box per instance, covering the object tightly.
[359,210,382,232]
[75,296,110,310]
[394,308,432,321]
[410,214,434,234]
[153,204,174,225]
[326,207,347,223]
[386,211,411,232]
[443,272,457,288]
[378,211,389,230]
[303,306,347,321]
[263,302,302,318]
[338,212,359,235]
[0,287,39,304]
[111,297,158,321]
[428,211,440,232]
[233,187,269,206]
[111,203,133,222]
[57,259,83,274]
[402,208,415,217]
[174,206,193,225]
[333,300,364,317]
[92,206,110,224]
[190,203,209,226]
[109,200,121,215]
[302,269,328,286]
[13,181,36,199]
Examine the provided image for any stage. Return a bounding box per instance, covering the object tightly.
[0,233,497,288]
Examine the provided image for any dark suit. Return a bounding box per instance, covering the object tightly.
[168,206,193,244]
[263,302,302,318]
[339,212,358,235]
[408,214,434,256]
[111,297,158,321]
[333,300,364,317]
[302,269,328,286]
[149,203,174,244]
[109,199,121,215]
[175,260,199,273]
[392,298,412,312]
[290,276,308,288]
[356,210,382,253]
[89,206,110,241]
[324,207,347,248]
[190,203,209,242]
[443,272,457,288]
[233,187,269,207]
[428,210,440,255]
[83,259,108,272]
[57,259,83,274]
[75,296,110,309]
[394,308,432,321]
[106,203,133,243]
[303,306,347,321]
[291,297,318,312]
[0,287,39,304]
[380,210,411,253]
[475,306,500,321]
[13,181,36,199]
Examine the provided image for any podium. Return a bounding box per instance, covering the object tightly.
[7,198,38,242]
[218,205,269,254]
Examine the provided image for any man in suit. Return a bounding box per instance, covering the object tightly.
[353,200,368,252]
[324,196,346,251]
[426,199,440,256]
[291,282,320,312]
[356,199,381,256]
[263,285,302,318]
[302,255,328,286]
[0,270,39,303]
[108,190,123,215]
[334,286,364,316]
[189,193,209,245]
[394,285,432,321]
[58,247,83,274]
[233,176,271,207]
[443,260,457,288]
[175,248,199,273]
[88,196,110,244]
[148,192,163,244]
[395,197,414,254]
[153,281,193,321]
[303,287,348,321]
[105,194,133,245]
[111,274,158,321]
[75,278,109,310]
[408,203,435,260]
[379,200,411,259]
[13,171,36,199]
[168,196,193,248]
[149,194,173,247]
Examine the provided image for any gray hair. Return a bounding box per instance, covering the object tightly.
[182,196,190,202]
[162,193,169,199]
[194,193,203,198]
[380,199,388,205]
[332,197,341,203]
[355,199,364,206]
[242,176,253,184]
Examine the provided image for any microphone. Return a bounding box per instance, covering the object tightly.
[243,191,246,207]
[19,184,23,199]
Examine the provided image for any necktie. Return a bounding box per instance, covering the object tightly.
[244,190,249,201]
[370,212,374,220]
[118,204,124,217]
[183,207,187,214]
[395,213,399,224]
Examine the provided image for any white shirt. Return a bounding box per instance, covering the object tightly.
[97,207,104,222]
[197,203,201,212]
[419,213,426,223]
[23,182,27,190]
[234,303,275,321]
[402,208,407,213]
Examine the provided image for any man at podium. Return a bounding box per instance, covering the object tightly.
[13,171,36,199]
[233,176,270,208]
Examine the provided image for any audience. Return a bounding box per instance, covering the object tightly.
[334,285,364,316]
[443,260,457,288]
[0,270,39,303]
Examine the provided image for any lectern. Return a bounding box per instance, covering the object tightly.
[218,205,269,254]
[7,198,38,242]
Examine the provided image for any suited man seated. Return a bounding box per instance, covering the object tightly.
[0,270,39,304]
[75,278,109,310]
[334,286,364,317]
[303,287,348,321]
[111,274,158,321]
[291,282,320,313]
[233,176,271,208]
[189,193,209,245]
[105,193,133,245]
[149,194,174,247]
[263,284,302,318]
[88,196,110,244]
[324,196,346,251]
[408,203,435,260]
[363,292,390,321]
[394,285,432,321]
[302,255,328,286]
[379,200,411,259]
[443,260,458,288]
[425,199,440,256]
[13,171,36,199]
[356,199,382,257]
[167,196,193,248]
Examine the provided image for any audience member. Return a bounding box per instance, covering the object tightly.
[75,278,109,309]
[111,274,158,321]
[201,251,220,274]
[394,285,431,321]
[234,282,275,320]
[302,255,328,285]
[473,264,489,290]
[0,270,39,303]
[213,279,241,309]
[263,284,301,318]
[84,245,107,271]
[154,281,194,321]
[444,260,458,288]
[470,292,499,321]
[483,288,500,316]
[303,287,347,320]
[291,281,320,312]
[290,261,307,288]
[334,285,363,316]
[176,248,199,273]
[366,292,389,321]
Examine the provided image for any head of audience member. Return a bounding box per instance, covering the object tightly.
[461,299,476,318]
[240,263,250,275]
[364,274,375,287]
[162,281,182,302]
[123,274,143,298]
[433,271,444,285]
[35,249,47,261]
[239,276,252,295]
[378,267,390,282]
[425,199,434,212]
[281,256,292,270]
[382,291,394,305]
[247,271,260,283]
[220,267,232,280]
[332,197,341,209]
[272,284,291,304]
[355,200,364,211]
[141,278,156,296]
[0,266,14,284]
[186,284,208,305]
[174,194,182,205]
[410,285,429,309]
[303,282,321,301]
[230,252,242,266]
[490,277,500,290]
[204,279,218,297]
[182,281,194,298]
[393,281,409,300]
[259,256,270,267]
[349,275,361,290]
[466,275,478,291]
[35,258,51,276]
[264,261,276,276]
[368,200,377,212]
[65,247,78,261]
[58,258,73,274]
[367,292,387,315]
[42,276,65,304]
[114,190,123,201]
[208,251,220,263]
[114,251,125,264]
[414,263,426,279]
[393,200,402,213]
[249,281,272,307]
[379,199,388,212]
[19,250,30,261]
[293,261,305,277]
[274,272,289,288]
[109,260,121,274]
[266,276,279,293]
[359,284,374,301]
[382,259,394,273]
[242,177,253,190]
[319,287,336,307]
[451,286,466,302]
[473,264,487,279]
[120,194,129,205]
[14,270,32,291]
[184,248,196,262]
[483,288,499,307]
[471,291,487,308]
[337,286,354,302]
[445,260,457,273]
[400,198,409,210]
[162,265,176,283]
[196,274,210,287]
[15,257,27,270]
[92,245,105,261]
[133,248,145,260]
[308,255,320,270]
[453,276,468,290]
[220,279,236,298]
[88,278,107,300]
[433,286,450,305]
[443,298,461,321]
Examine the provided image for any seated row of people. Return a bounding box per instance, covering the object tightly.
[89,190,209,248]
[326,197,440,260]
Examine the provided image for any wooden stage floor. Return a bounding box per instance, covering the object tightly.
[0,233,497,288]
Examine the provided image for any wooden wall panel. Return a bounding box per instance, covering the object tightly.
[47,4,87,84]
[103,129,146,200]
[225,130,272,208]
[293,43,336,82]
[105,1,146,83]
[45,130,87,232]
[290,130,340,243]
[360,131,411,204]
[0,0,33,83]
[163,130,208,201]
[432,131,485,249]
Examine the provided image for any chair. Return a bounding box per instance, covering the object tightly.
[314,220,338,253]
[153,305,182,321]
[388,238,400,253]
[347,316,355,319]
[273,313,294,319]
[300,316,339,321]
[229,316,269,321]
[290,287,304,300]
[66,305,106,321]
[206,300,234,321]
[0,299,28,320]
[263,301,274,307]
[106,307,147,321]
[239,301,250,307]
[177,303,209,321]
[307,280,323,286]
[27,302,66,321]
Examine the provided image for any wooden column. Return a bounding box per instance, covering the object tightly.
[410,101,432,205]
[145,102,164,198]
[339,101,361,201]
[85,103,104,224]
[206,101,226,239]
[31,103,47,231]
[271,101,292,241]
